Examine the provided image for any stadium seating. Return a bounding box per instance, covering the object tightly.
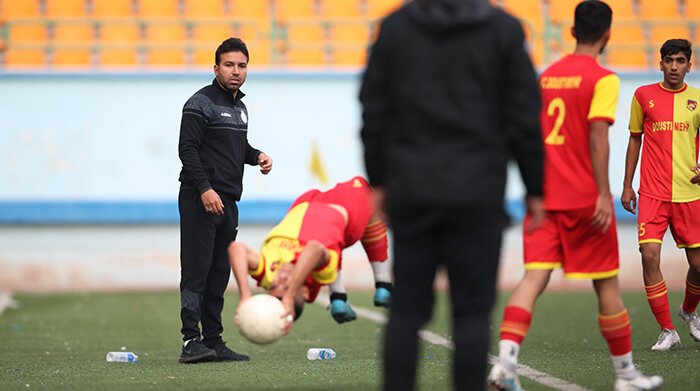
[91,0,135,18]
[3,48,45,68]
[137,0,181,18]
[604,0,636,20]
[1,0,42,19]
[605,47,650,70]
[365,0,403,19]
[183,0,229,18]
[275,0,319,21]
[51,47,93,67]
[98,48,140,67]
[649,24,691,47]
[52,22,96,45]
[638,0,682,21]
[322,0,364,19]
[8,23,47,44]
[1,0,699,70]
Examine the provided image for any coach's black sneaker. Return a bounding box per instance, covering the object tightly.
[179,337,217,364]
[207,340,250,362]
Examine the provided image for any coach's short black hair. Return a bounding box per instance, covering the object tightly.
[573,1,612,45]
[660,39,692,61]
[215,37,249,65]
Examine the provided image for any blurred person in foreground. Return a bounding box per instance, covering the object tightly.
[489,2,662,390]
[622,38,700,351]
[229,176,393,325]
[359,0,544,389]
[177,37,272,364]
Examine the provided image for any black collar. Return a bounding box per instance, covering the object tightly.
[212,78,245,102]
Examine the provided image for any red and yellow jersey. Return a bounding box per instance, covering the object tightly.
[251,202,345,291]
[291,176,375,247]
[629,83,700,202]
[539,54,620,210]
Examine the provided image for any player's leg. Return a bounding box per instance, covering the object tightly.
[361,218,392,307]
[328,270,357,324]
[669,200,700,341]
[488,269,551,391]
[489,212,559,391]
[640,242,680,349]
[638,196,678,349]
[178,188,218,363]
[679,248,700,341]
[382,206,440,391]
[201,202,249,361]
[441,206,507,391]
[594,277,663,390]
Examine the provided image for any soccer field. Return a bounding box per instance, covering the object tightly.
[1,290,698,390]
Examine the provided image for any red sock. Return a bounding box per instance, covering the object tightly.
[500,306,532,344]
[682,279,700,314]
[598,309,632,356]
[645,280,674,330]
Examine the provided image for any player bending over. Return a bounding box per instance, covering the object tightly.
[229,176,392,324]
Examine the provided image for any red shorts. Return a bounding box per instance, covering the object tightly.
[638,195,700,248]
[523,204,619,279]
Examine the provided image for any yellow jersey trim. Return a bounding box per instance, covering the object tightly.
[524,262,562,270]
[564,269,619,280]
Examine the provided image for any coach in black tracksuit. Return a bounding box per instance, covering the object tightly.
[360,0,543,389]
[177,38,272,364]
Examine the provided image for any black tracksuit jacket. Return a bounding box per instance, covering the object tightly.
[178,79,261,202]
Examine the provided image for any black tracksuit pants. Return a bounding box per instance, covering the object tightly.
[383,205,507,391]
[179,187,239,345]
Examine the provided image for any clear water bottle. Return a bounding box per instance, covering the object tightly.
[106,352,139,364]
[307,348,336,360]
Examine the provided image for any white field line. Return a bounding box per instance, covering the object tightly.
[0,291,19,316]
[316,294,591,391]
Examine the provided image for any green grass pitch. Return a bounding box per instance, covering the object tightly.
[1,290,698,390]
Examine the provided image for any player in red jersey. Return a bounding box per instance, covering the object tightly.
[621,39,700,351]
[228,176,392,325]
[488,2,662,391]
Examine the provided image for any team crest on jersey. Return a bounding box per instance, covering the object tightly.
[688,100,697,111]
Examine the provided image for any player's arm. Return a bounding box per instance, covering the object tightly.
[622,94,644,213]
[590,121,613,233]
[281,240,329,318]
[588,74,620,233]
[621,136,642,214]
[228,241,260,303]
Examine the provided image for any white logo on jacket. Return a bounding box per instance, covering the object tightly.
[221,112,232,117]
[240,111,248,123]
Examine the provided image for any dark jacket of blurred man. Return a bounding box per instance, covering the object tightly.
[360,0,544,389]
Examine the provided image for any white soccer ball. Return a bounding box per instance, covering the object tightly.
[235,294,289,345]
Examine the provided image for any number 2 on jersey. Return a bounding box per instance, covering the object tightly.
[545,97,566,145]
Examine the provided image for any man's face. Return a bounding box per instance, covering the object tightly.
[660,52,690,87]
[214,51,248,93]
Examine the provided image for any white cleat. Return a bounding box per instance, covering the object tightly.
[650,328,681,351]
[614,368,663,391]
[487,362,524,391]
[678,305,700,342]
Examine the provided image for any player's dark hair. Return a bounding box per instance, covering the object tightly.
[215,37,249,65]
[573,1,612,45]
[660,39,692,61]
[294,300,304,321]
